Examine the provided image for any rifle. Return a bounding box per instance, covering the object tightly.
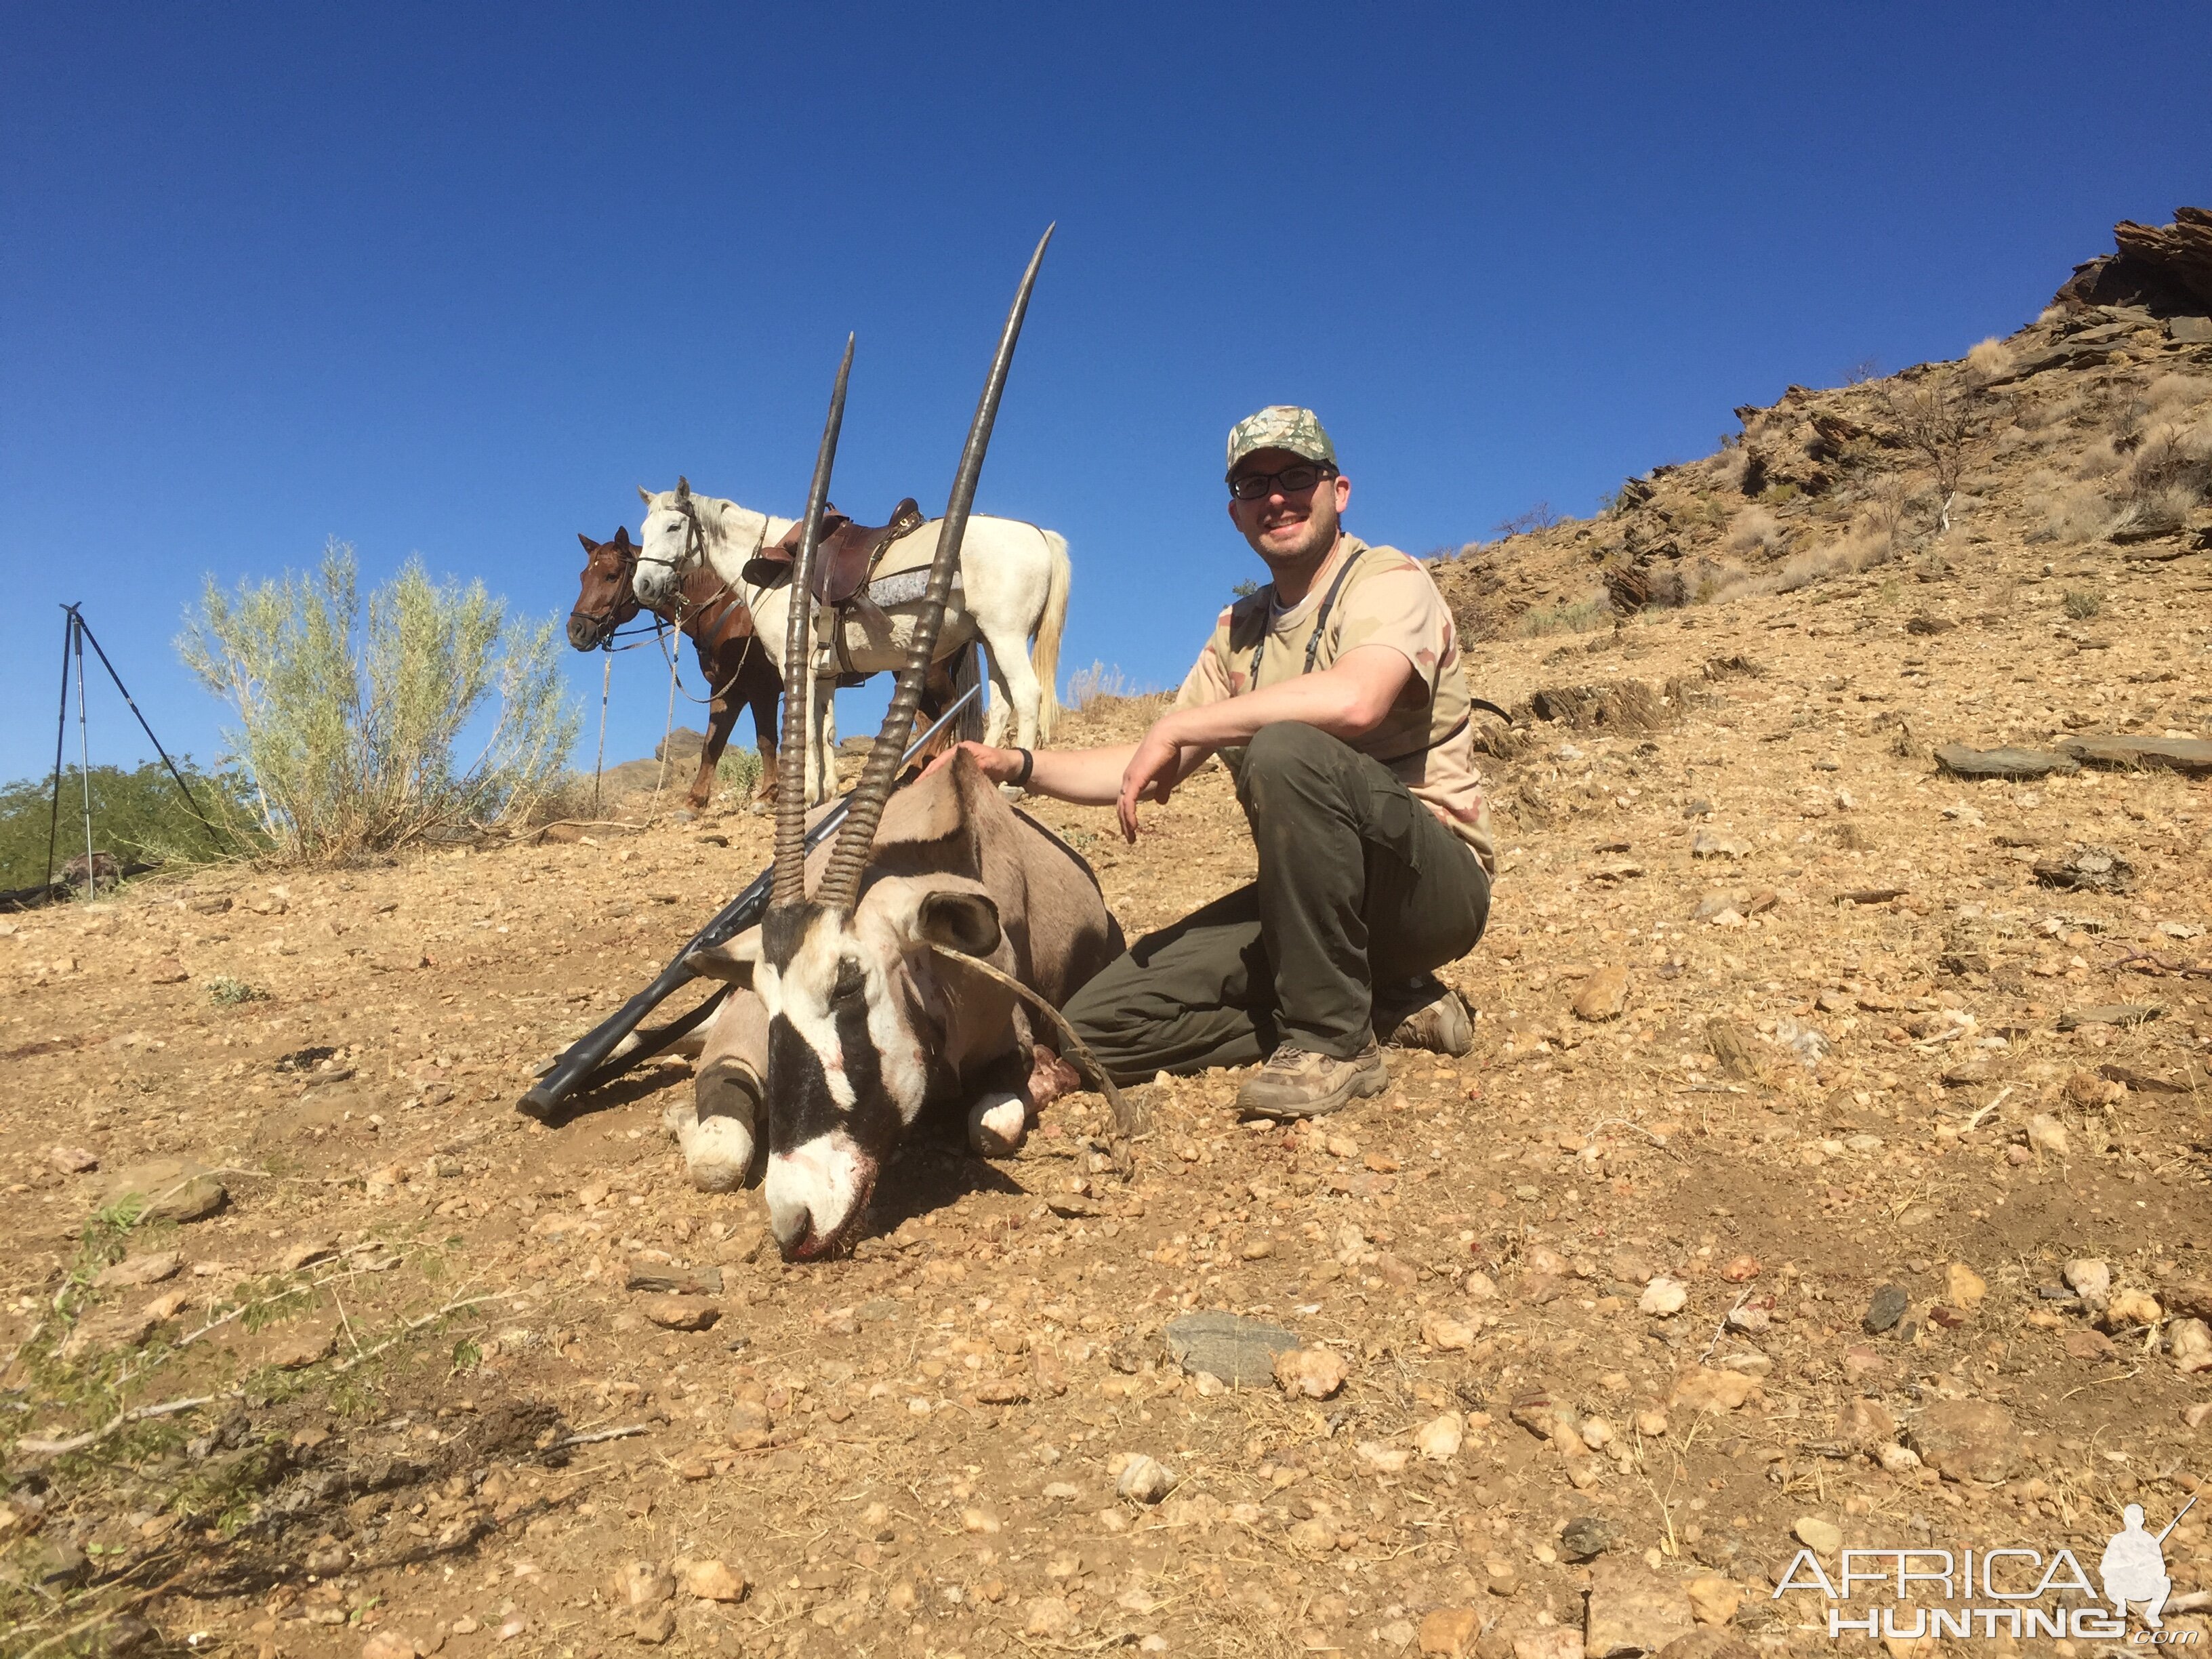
[519,681,982,1118]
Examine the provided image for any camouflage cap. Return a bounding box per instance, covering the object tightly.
[1225,405,1336,478]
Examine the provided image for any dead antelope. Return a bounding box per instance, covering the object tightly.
[665,229,1128,1260]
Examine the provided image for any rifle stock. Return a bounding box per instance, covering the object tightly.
[518,681,981,1118]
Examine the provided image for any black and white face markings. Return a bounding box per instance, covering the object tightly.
[756,903,932,1260]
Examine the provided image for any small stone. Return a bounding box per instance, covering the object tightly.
[960,1506,1002,1534]
[1685,1576,1741,1626]
[96,1250,181,1289]
[1115,1455,1177,1504]
[1415,1412,1465,1462]
[2184,1402,2212,1430]
[280,1240,336,1273]
[1585,1559,1692,1658]
[1561,1515,1614,1560]
[1357,1440,1412,1475]
[1512,1633,1584,1659]
[1421,1312,1476,1351]
[2102,1288,2163,1331]
[363,1633,417,1659]
[266,1326,334,1370]
[1944,1263,1986,1307]
[1908,1399,2018,1483]
[1793,1516,1843,1555]
[1837,1397,1897,1450]
[1274,1345,1348,1399]
[1635,1410,1668,1437]
[632,1607,675,1645]
[1671,1370,1757,1413]
[1485,1557,1520,1596]
[1164,1311,1297,1386]
[1574,966,1630,1022]
[2025,1114,2070,1158]
[1716,1255,1760,1284]
[1876,1443,1922,1475]
[1863,1284,1908,1334]
[1639,1277,1689,1317]
[50,1146,99,1174]
[102,1158,226,1225]
[1024,1596,1077,1638]
[1418,1607,1480,1656]
[2063,1258,2112,1306]
[2167,1319,2212,1374]
[613,1561,675,1611]
[147,958,188,984]
[640,1296,718,1332]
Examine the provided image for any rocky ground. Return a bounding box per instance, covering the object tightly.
[4,222,2211,1659]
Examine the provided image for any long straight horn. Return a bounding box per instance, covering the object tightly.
[816,226,1054,910]
[771,333,857,909]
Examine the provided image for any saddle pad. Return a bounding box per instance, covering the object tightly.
[863,567,964,609]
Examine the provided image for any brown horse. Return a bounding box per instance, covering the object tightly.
[568,528,784,808]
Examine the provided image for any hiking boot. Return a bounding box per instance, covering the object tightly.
[1376,982,1476,1057]
[1234,1041,1389,1120]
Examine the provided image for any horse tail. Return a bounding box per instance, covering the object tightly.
[1031,530,1071,744]
[950,640,985,746]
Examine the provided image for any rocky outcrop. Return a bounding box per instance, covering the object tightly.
[2053,207,2212,317]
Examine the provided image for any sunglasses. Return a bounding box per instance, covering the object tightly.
[1229,463,1336,502]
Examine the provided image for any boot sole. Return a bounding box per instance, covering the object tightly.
[1235,1054,1391,1121]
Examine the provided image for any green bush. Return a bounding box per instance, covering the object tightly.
[177,540,579,862]
[0,759,253,893]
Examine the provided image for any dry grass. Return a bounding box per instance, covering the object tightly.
[1722,506,1784,559]
[1964,336,2014,382]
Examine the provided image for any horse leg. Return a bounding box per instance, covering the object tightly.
[814,673,839,804]
[693,685,739,811]
[750,665,780,805]
[975,615,1042,750]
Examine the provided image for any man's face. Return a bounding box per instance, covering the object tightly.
[1227,447,1351,568]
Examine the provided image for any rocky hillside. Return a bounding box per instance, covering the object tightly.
[1434,207,2212,645]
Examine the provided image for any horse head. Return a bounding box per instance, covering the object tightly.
[568,529,644,650]
[633,475,703,609]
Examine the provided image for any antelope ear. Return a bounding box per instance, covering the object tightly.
[637,485,655,508]
[912,888,1002,958]
[684,932,761,985]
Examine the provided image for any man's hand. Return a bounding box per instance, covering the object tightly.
[926,740,1023,784]
[1116,716,1186,843]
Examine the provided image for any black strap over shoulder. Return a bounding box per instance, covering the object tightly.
[1248,545,1367,686]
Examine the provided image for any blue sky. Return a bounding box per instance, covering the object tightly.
[4,3,2208,787]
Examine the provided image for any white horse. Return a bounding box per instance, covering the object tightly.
[632,483,1069,804]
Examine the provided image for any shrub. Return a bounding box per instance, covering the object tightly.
[1491,502,1560,539]
[714,746,762,798]
[1065,661,1139,711]
[1517,592,1612,637]
[1963,336,2013,383]
[2062,588,2104,620]
[177,541,578,862]
[0,759,255,893]
[1723,506,1785,558]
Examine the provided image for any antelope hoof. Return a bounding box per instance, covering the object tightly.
[967,1091,1031,1158]
[682,1116,755,1193]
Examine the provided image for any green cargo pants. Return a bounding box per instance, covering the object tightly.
[1063,720,1491,1084]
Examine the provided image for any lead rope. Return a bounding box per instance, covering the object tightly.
[655,615,680,798]
[593,649,613,816]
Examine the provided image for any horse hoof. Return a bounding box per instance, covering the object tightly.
[967,1092,1030,1158]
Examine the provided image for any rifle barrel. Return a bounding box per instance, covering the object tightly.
[518,682,981,1117]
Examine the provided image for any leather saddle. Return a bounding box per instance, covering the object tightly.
[743,497,927,605]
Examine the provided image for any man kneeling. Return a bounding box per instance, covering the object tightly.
[950,405,1494,1119]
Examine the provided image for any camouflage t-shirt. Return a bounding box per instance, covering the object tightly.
[1176,535,1494,871]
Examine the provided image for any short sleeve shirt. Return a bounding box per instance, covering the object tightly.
[1175,535,1494,871]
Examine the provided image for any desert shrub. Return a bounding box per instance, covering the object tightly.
[2073,436,2125,479]
[715,747,762,797]
[1883,377,1977,525]
[1723,506,1785,558]
[2062,588,2104,620]
[1517,593,1611,636]
[177,540,578,862]
[1065,661,1158,711]
[0,760,257,892]
[2145,373,2212,419]
[2038,482,2119,544]
[1491,502,1561,539]
[1963,336,2013,382]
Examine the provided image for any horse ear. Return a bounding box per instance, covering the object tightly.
[614,527,633,548]
[637,485,653,508]
[577,532,597,552]
[676,475,691,499]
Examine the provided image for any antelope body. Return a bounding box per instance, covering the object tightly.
[671,749,1123,1254]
